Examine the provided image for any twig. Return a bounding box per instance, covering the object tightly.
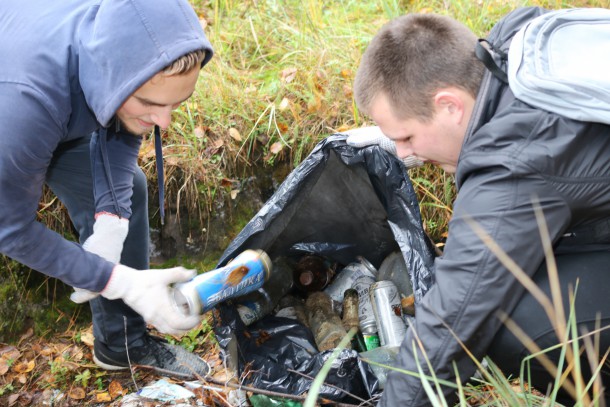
[124,316,139,392]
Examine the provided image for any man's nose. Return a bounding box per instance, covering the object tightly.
[395,142,414,159]
[150,106,173,130]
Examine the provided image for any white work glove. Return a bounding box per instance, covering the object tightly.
[72,265,201,335]
[344,126,424,169]
[83,213,129,263]
[72,213,130,301]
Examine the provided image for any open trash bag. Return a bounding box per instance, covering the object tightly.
[213,134,437,402]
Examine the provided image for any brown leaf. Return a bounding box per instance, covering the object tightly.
[1,346,21,360]
[19,328,33,342]
[96,392,112,402]
[68,387,86,400]
[193,126,206,140]
[12,360,35,374]
[0,360,9,376]
[278,98,290,111]
[228,128,242,142]
[280,67,297,83]
[269,142,283,155]
[213,138,224,148]
[80,331,95,348]
[340,69,352,79]
[7,393,20,407]
[109,380,125,399]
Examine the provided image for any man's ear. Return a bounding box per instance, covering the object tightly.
[433,88,466,123]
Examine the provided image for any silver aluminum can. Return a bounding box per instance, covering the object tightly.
[370,280,407,347]
[173,249,272,316]
[353,274,376,330]
[323,256,377,309]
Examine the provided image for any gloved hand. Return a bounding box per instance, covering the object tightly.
[72,265,200,334]
[83,212,129,263]
[72,212,130,302]
[344,126,424,169]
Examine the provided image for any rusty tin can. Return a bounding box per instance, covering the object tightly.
[173,249,272,316]
[370,281,407,347]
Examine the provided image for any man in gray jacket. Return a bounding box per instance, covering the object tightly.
[1,0,213,378]
[348,8,610,406]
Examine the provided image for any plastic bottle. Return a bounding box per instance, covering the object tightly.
[377,251,413,299]
[359,346,400,389]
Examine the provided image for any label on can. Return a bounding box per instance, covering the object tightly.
[324,256,377,307]
[174,249,271,315]
[353,275,376,328]
[370,281,407,347]
[362,333,380,351]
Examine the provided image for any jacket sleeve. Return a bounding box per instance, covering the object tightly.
[380,165,572,406]
[0,84,113,291]
[90,126,143,218]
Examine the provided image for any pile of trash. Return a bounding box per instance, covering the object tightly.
[210,134,437,404]
[213,250,414,404]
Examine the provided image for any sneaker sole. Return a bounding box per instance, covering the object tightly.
[93,354,130,371]
[94,353,210,380]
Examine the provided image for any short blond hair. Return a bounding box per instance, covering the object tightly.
[163,49,207,75]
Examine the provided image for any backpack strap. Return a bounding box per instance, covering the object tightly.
[475,39,508,83]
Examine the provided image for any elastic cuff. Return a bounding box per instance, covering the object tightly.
[95,211,121,220]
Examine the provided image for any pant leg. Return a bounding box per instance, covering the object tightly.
[46,136,148,349]
[488,251,610,402]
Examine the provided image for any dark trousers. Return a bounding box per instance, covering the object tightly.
[489,250,610,402]
[45,136,149,350]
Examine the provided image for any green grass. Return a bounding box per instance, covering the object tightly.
[149,0,610,241]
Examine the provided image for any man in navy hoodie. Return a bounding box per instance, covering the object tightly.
[1,0,214,378]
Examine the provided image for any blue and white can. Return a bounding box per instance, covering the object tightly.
[173,249,272,316]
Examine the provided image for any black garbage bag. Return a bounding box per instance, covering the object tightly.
[213,134,437,401]
[222,313,378,403]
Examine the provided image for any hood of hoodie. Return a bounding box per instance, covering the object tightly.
[78,0,213,128]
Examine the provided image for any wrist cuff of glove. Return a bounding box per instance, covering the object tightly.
[101,264,130,300]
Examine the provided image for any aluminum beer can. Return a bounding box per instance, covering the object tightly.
[353,274,377,330]
[323,256,377,309]
[370,281,407,347]
[173,249,272,316]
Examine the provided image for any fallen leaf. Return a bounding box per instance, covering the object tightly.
[12,360,35,374]
[96,392,112,402]
[269,142,283,155]
[230,189,239,200]
[278,98,290,111]
[340,69,352,79]
[109,380,125,399]
[68,387,86,400]
[80,331,95,348]
[280,67,297,83]
[7,393,20,406]
[229,128,242,142]
[214,138,224,148]
[0,360,9,375]
[193,126,206,140]
[19,328,33,342]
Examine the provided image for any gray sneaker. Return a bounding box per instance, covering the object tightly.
[93,334,210,380]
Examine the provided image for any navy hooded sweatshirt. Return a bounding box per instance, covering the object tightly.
[0,0,213,291]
